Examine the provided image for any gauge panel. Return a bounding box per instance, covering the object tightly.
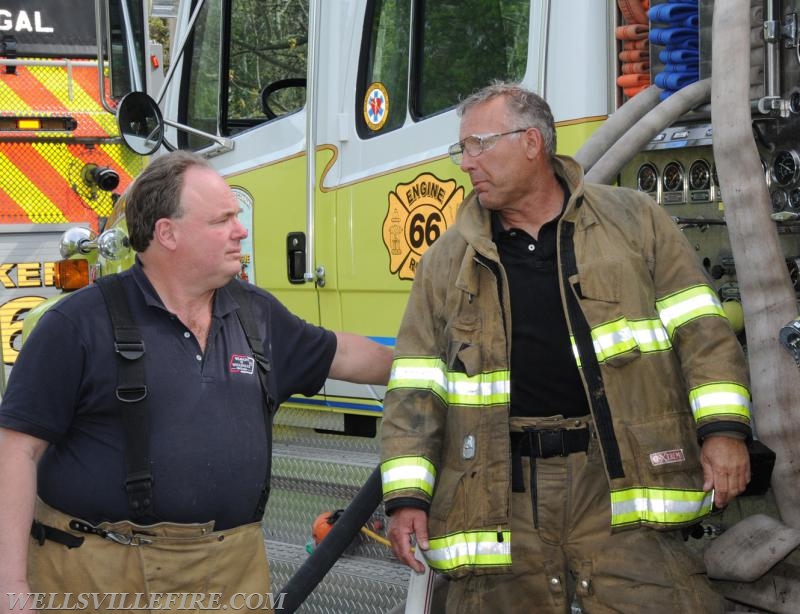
[772,150,800,187]
[790,188,800,210]
[688,159,712,202]
[662,161,685,204]
[689,159,711,190]
[771,188,789,212]
[636,163,658,195]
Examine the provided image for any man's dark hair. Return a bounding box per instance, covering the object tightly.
[125,150,212,252]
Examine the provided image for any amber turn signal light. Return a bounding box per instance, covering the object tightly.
[54,259,90,291]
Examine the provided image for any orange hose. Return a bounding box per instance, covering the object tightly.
[623,84,650,98]
[621,61,650,74]
[619,49,649,62]
[617,0,649,25]
[622,39,649,51]
[615,24,649,41]
[617,73,650,89]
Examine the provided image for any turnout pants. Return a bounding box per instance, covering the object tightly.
[28,499,273,613]
[446,417,725,614]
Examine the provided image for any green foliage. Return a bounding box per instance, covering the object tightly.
[148,17,171,65]
[418,0,530,115]
[228,0,308,119]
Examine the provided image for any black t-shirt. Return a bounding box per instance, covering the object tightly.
[0,262,336,529]
[493,212,590,418]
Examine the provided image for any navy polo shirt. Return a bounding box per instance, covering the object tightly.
[492,210,590,418]
[0,261,336,529]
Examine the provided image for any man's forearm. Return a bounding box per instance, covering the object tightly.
[0,428,46,588]
[330,332,393,385]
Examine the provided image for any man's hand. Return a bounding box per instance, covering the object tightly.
[387,507,429,573]
[700,435,751,508]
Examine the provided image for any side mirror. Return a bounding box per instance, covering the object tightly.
[117,92,164,155]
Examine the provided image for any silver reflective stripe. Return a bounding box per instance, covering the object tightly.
[388,357,510,406]
[381,457,436,497]
[657,285,726,337]
[424,530,512,572]
[610,487,714,527]
[689,382,751,421]
[590,317,672,362]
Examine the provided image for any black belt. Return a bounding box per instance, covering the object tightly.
[512,426,591,459]
[511,426,591,528]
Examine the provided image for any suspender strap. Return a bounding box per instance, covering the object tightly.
[559,217,625,479]
[95,275,155,522]
[225,279,277,522]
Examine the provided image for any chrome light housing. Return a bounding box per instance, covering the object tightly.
[97,227,131,261]
[59,227,96,258]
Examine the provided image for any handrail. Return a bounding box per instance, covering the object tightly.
[277,465,383,613]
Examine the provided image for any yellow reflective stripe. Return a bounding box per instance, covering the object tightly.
[657,285,726,337]
[590,318,672,362]
[610,487,713,527]
[381,456,436,497]
[570,335,582,368]
[689,382,751,422]
[425,530,512,572]
[388,357,510,406]
[628,319,672,353]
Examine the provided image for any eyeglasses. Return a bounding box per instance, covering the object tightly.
[448,128,529,164]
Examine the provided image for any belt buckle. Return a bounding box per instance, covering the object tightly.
[536,428,566,458]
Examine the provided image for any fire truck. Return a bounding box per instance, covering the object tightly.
[22,0,800,612]
[0,0,163,384]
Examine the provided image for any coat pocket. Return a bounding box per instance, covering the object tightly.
[429,468,466,526]
[625,412,702,481]
[573,258,650,368]
[447,318,482,376]
[574,257,622,304]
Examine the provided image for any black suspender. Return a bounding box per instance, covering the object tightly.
[95,275,155,522]
[224,278,277,521]
[558,217,624,479]
[97,275,276,524]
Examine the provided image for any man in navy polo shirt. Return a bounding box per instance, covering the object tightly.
[0,151,392,612]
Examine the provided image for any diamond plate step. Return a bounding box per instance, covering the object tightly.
[266,540,409,614]
[262,408,408,612]
[266,419,389,559]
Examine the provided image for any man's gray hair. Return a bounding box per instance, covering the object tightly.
[125,150,212,252]
[457,82,557,157]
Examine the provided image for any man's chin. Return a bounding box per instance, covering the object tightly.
[476,194,498,210]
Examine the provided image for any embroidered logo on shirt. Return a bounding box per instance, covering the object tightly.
[229,354,255,375]
[649,449,686,466]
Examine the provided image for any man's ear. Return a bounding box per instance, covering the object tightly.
[524,127,544,160]
[153,218,177,251]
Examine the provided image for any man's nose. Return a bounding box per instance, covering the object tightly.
[233,217,248,239]
[459,150,477,173]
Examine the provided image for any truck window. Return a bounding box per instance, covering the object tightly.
[108,0,148,99]
[358,0,529,137]
[358,0,412,135]
[182,0,308,149]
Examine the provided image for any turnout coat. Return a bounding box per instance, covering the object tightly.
[380,155,751,577]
